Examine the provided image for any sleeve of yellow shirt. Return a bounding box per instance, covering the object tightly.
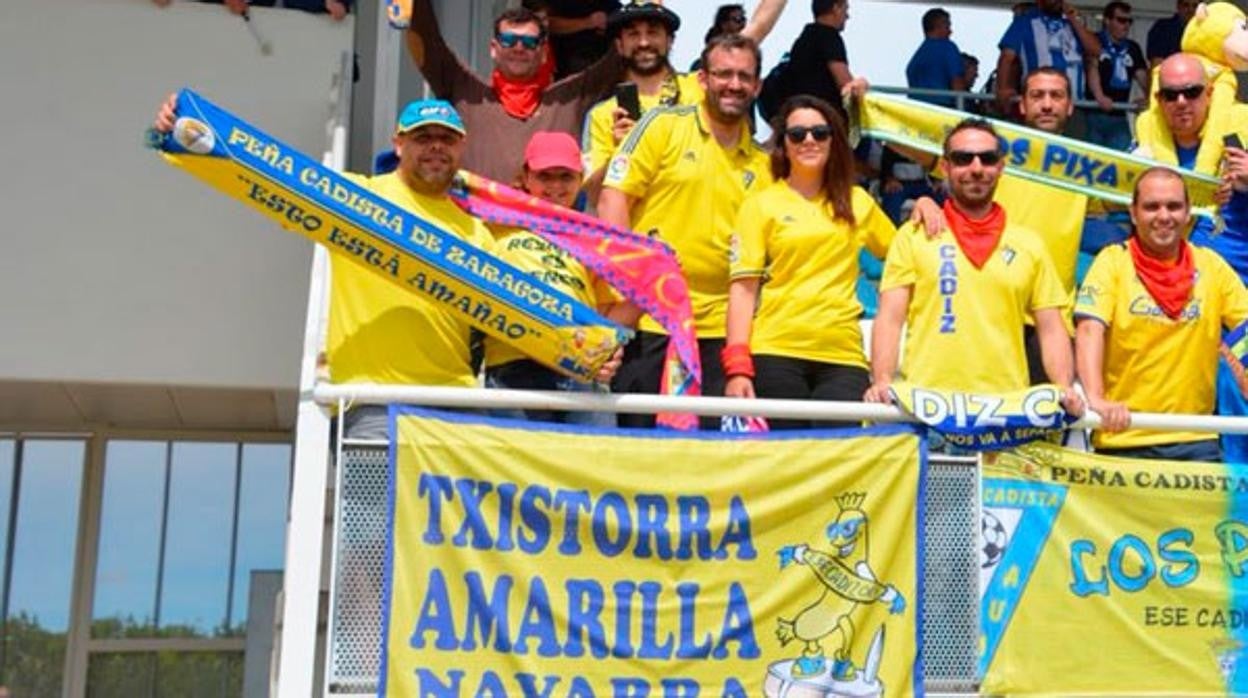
[581,99,615,177]
[729,191,769,279]
[1074,246,1118,325]
[602,109,669,199]
[853,189,898,259]
[880,222,919,291]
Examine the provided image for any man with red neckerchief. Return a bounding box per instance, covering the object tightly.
[865,118,1083,417]
[405,1,622,182]
[1075,167,1248,462]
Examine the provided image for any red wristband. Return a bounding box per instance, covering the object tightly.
[720,343,755,379]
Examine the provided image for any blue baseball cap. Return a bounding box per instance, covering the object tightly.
[395,99,466,136]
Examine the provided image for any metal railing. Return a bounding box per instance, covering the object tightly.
[310,384,1248,436]
[309,383,1248,697]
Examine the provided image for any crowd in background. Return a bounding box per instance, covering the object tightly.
[152,0,1248,460]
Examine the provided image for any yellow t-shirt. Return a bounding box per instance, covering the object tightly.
[581,72,704,177]
[326,172,495,386]
[994,173,1088,301]
[730,182,895,367]
[603,104,773,337]
[483,225,615,368]
[1076,243,1248,449]
[881,221,1068,393]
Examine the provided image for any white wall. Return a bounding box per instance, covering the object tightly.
[0,0,352,390]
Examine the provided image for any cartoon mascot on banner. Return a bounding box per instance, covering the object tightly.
[773,492,905,687]
[1133,1,1248,174]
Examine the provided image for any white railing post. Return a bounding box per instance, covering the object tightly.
[273,50,350,698]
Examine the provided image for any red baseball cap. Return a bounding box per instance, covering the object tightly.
[523,131,583,173]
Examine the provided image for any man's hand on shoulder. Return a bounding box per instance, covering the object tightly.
[909,196,945,239]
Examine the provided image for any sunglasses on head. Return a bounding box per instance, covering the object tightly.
[496,32,543,50]
[1158,84,1205,102]
[785,125,832,144]
[946,149,1003,166]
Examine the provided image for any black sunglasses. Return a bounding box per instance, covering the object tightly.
[1158,84,1205,102]
[946,149,1003,166]
[496,32,543,50]
[785,125,832,144]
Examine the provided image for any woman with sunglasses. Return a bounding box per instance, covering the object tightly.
[723,95,896,429]
[483,131,622,426]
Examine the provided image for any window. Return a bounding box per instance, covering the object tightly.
[0,438,85,696]
[92,439,290,639]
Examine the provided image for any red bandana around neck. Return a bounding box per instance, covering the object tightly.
[942,199,1007,269]
[491,59,553,120]
[1128,235,1195,320]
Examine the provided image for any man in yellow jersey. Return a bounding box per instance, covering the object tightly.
[581,0,787,197]
[994,68,1090,381]
[329,100,496,437]
[866,119,1082,415]
[1076,168,1248,461]
[598,33,773,428]
[155,95,494,439]
[910,68,1090,383]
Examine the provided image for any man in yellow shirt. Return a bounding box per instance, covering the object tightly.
[330,101,495,437]
[910,68,1091,382]
[156,95,494,438]
[866,119,1082,414]
[1076,167,1248,461]
[581,0,786,199]
[598,33,773,428]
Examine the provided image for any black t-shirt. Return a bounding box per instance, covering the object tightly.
[525,0,621,79]
[1093,37,1146,108]
[786,23,849,117]
[1146,14,1186,62]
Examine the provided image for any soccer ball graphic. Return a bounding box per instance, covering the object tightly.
[980,510,1008,569]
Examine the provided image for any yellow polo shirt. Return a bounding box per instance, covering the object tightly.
[731,182,895,367]
[881,221,1067,393]
[994,173,1088,301]
[1076,243,1248,449]
[581,72,704,177]
[483,225,615,368]
[603,104,772,337]
[326,172,495,386]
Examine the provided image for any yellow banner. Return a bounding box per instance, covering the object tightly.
[854,91,1222,215]
[981,443,1248,695]
[384,409,925,697]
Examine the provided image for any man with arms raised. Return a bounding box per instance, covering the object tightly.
[865,119,1082,416]
[406,1,621,182]
[155,95,493,438]
[598,34,773,428]
[1076,168,1248,461]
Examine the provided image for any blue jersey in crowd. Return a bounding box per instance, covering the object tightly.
[998,9,1086,97]
[905,37,965,107]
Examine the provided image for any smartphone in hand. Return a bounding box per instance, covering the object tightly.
[615,82,641,121]
[1225,134,1245,151]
